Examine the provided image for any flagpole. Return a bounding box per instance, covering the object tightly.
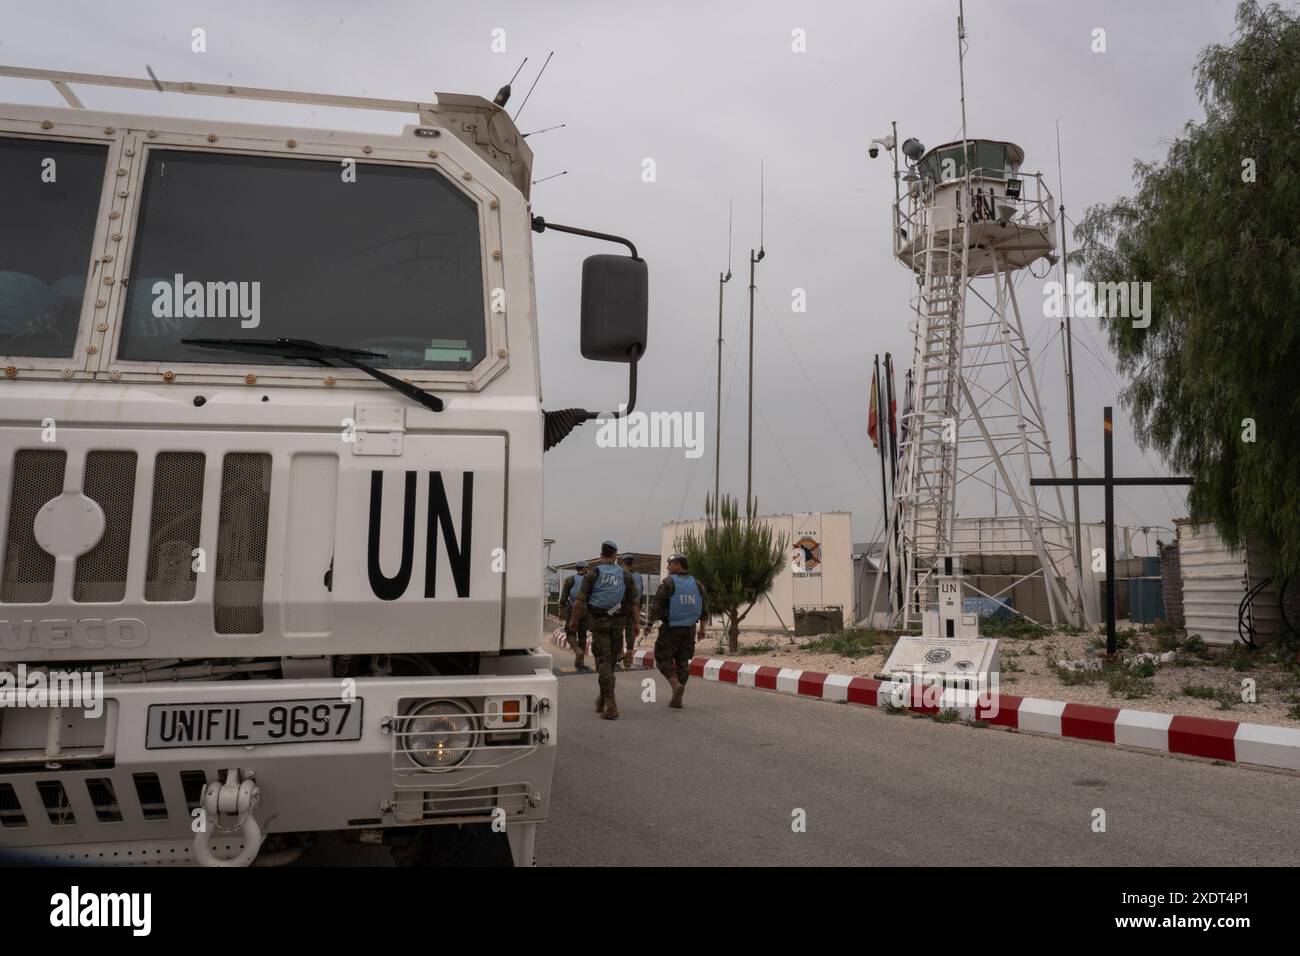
[884,352,899,484]
[895,367,913,613]
[883,352,899,613]
[873,355,890,593]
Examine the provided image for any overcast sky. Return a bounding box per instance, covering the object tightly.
[1,0,1245,563]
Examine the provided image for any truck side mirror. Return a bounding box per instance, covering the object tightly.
[580,254,648,362]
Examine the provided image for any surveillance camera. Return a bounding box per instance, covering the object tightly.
[868,146,880,159]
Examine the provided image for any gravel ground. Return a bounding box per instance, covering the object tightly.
[548,619,1300,728]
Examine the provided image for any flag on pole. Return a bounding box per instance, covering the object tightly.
[898,368,913,458]
[868,364,880,449]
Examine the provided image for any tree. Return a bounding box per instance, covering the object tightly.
[677,495,788,654]
[1071,1,1300,578]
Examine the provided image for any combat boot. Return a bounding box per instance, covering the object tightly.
[669,676,684,709]
[574,649,590,673]
[595,692,606,713]
[601,690,619,719]
[622,650,634,669]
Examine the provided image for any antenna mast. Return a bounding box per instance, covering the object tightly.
[714,199,733,523]
[957,1,969,140]
[1056,120,1084,585]
[746,161,767,513]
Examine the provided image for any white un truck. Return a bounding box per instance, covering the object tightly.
[0,67,648,866]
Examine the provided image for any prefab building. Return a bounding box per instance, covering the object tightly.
[661,512,853,633]
[1176,518,1297,646]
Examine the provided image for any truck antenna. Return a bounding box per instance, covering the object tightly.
[512,51,553,122]
[533,170,568,186]
[523,123,566,138]
[493,56,528,107]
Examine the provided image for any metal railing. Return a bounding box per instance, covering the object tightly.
[893,169,1055,262]
[388,783,534,823]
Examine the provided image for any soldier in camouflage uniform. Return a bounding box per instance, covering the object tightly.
[643,552,708,708]
[570,540,637,719]
[616,553,640,670]
[558,562,592,672]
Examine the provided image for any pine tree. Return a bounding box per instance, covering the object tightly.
[678,495,788,653]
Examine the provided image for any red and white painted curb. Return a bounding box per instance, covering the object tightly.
[628,650,1300,773]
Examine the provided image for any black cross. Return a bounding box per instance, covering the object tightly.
[1031,406,1193,655]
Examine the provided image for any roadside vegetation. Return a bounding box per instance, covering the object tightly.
[802,627,884,659]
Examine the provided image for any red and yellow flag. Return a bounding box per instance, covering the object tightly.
[868,366,880,449]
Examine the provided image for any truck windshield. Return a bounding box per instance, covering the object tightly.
[0,136,108,358]
[118,150,486,370]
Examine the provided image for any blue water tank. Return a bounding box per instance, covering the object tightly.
[1129,578,1166,624]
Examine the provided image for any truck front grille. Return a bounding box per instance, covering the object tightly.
[1,449,66,604]
[214,453,272,635]
[0,768,210,834]
[143,452,205,603]
[1,447,271,636]
[73,451,137,603]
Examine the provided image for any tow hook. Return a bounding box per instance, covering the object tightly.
[194,769,264,867]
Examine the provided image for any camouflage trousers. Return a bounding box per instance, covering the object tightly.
[654,625,695,684]
[589,614,622,697]
[615,615,638,656]
[565,613,590,652]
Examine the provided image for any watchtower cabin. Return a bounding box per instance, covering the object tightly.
[893,139,1055,277]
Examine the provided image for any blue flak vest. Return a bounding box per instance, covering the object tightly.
[668,574,702,627]
[588,563,626,611]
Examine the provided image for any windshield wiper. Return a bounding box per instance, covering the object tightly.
[181,337,444,412]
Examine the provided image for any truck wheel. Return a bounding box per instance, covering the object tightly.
[391,823,514,867]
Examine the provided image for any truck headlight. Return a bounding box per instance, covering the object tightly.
[403,700,477,768]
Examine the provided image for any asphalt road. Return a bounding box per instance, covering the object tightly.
[534,667,1300,866]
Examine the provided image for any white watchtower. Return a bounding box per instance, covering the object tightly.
[885,138,1086,629]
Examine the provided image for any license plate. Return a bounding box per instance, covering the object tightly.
[145,699,363,749]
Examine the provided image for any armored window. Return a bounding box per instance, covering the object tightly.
[118,150,486,371]
[0,136,107,358]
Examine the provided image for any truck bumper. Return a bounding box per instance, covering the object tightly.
[0,666,557,865]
